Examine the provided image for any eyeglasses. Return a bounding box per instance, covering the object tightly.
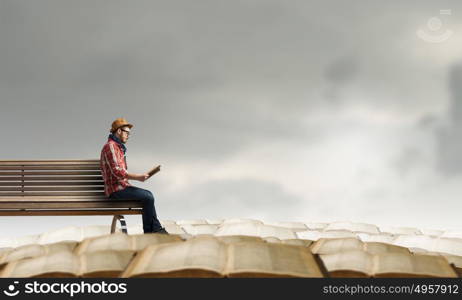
[120,129,131,136]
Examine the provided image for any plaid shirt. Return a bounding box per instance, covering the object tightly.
[100,138,131,196]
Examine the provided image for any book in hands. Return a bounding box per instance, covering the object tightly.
[147,165,161,178]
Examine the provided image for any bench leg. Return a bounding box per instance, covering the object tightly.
[111,215,128,234]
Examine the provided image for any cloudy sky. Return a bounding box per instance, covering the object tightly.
[1,0,462,237]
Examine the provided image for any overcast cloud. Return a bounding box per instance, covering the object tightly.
[1,0,462,237]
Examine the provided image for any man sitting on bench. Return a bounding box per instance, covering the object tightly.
[100,118,168,234]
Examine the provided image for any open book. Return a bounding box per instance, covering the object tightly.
[407,249,462,278]
[311,238,410,255]
[147,165,161,178]
[320,249,458,278]
[75,233,183,254]
[36,225,119,244]
[393,235,462,256]
[443,255,462,277]
[215,222,297,240]
[121,236,325,278]
[180,224,219,235]
[0,241,78,267]
[216,235,265,244]
[324,221,380,235]
[0,235,40,249]
[0,250,135,278]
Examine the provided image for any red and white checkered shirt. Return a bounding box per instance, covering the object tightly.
[100,138,131,196]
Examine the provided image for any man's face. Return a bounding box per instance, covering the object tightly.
[117,126,131,143]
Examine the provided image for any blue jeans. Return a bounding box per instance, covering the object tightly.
[109,186,163,233]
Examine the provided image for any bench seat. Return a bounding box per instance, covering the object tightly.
[0,159,143,233]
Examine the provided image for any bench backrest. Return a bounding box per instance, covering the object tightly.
[0,160,105,198]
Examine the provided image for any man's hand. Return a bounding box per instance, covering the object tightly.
[137,173,150,182]
[127,173,150,182]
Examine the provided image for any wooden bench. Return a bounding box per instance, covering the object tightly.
[0,159,143,234]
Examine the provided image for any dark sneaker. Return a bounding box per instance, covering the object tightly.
[153,227,169,234]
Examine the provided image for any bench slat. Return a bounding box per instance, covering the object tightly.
[0,187,103,192]
[0,171,102,176]
[0,199,111,202]
[0,192,105,196]
[0,182,103,186]
[0,201,142,209]
[0,166,100,170]
[0,160,99,165]
[0,196,109,200]
[0,176,103,181]
[0,210,142,216]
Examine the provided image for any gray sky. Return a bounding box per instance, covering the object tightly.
[1,0,462,237]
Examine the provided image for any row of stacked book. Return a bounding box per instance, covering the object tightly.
[0,219,460,277]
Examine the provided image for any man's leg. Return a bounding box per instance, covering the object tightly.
[138,188,163,232]
[109,186,163,233]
